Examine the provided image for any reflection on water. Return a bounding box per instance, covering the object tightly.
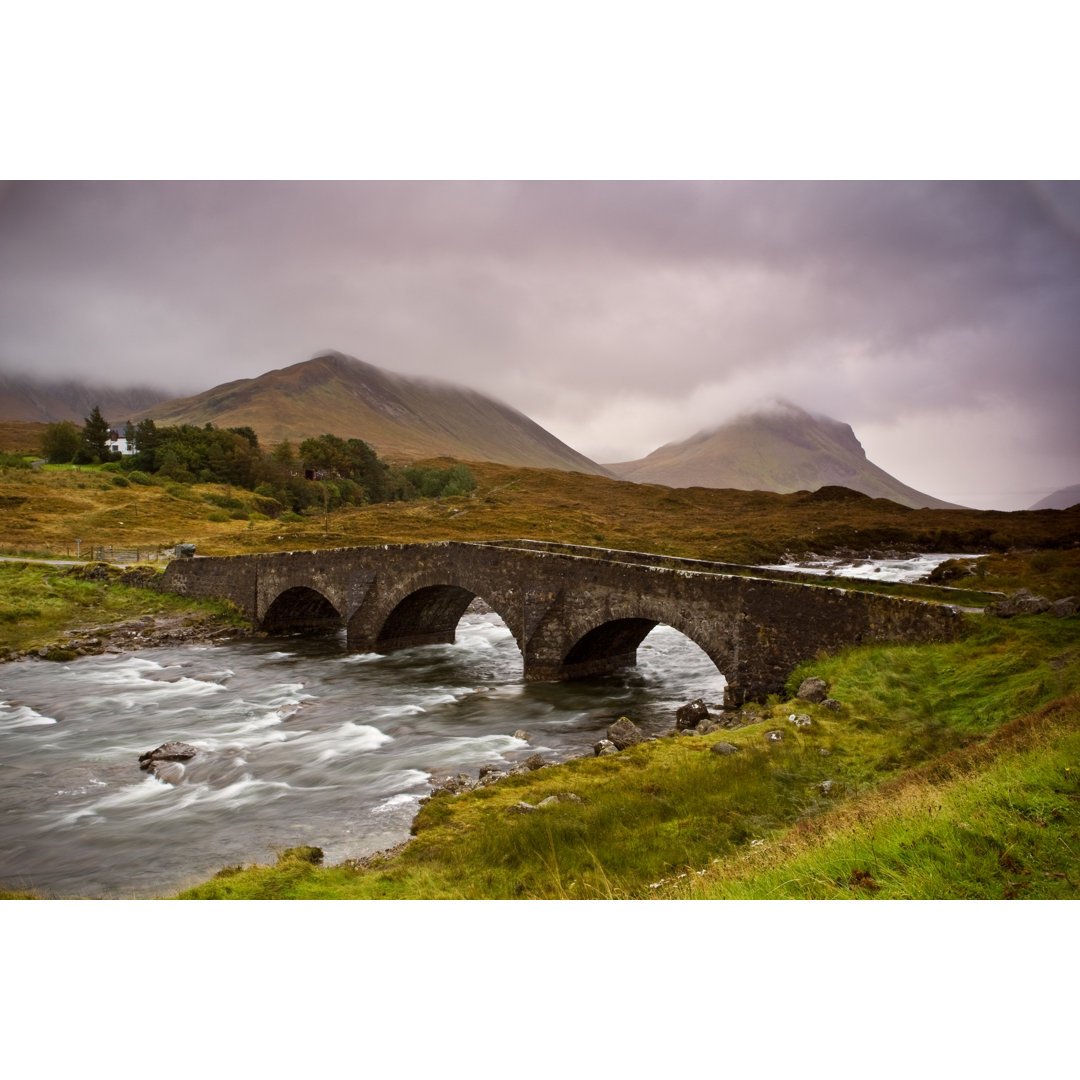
[0,614,725,898]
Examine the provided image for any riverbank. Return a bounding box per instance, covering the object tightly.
[0,560,250,662]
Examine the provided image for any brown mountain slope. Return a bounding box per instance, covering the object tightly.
[606,402,962,510]
[0,372,174,426]
[144,351,611,475]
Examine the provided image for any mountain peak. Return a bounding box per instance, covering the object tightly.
[606,406,959,509]
[142,351,611,475]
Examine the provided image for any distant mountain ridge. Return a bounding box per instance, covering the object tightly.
[606,402,962,510]
[142,351,612,475]
[1029,484,1080,511]
[0,372,174,426]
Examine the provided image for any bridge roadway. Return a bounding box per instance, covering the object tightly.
[159,539,964,706]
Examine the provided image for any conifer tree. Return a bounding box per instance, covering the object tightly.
[81,405,110,462]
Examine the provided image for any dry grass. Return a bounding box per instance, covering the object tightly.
[3,458,1075,571]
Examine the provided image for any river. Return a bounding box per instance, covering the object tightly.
[0,613,727,898]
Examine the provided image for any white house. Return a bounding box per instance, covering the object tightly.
[105,427,135,455]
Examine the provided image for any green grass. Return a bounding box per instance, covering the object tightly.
[177,611,1080,899]
[674,696,1080,899]
[0,561,246,656]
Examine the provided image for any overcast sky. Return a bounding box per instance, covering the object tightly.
[0,179,1077,510]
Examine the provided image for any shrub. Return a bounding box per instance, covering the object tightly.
[128,471,155,486]
[111,475,130,487]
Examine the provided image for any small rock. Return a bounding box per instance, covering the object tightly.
[697,717,724,734]
[477,770,507,786]
[1051,597,1078,618]
[523,753,546,771]
[788,713,812,728]
[821,699,842,711]
[764,729,784,743]
[710,742,740,756]
[538,793,583,807]
[819,748,831,756]
[675,698,710,730]
[593,739,618,756]
[507,801,538,813]
[512,729,532,741]
[797,677,828,703]
[607,716,645,749]
[818,780,835,795]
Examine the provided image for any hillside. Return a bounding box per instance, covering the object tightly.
[1029,484,1080,511]
[0,372,173,426]
[607,402,961,510]
[144,351,611,475]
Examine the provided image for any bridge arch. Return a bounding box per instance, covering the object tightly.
[552,604,735,683]
[261,585,344,634]
[347,570,522,658]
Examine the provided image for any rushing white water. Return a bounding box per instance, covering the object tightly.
[0,613,726,898]
[758,552,976,584]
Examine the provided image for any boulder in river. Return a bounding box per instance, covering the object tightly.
[139,742,198,770]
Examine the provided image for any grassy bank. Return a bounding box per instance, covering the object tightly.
[0,561,245,658]
[177,611,1080,899]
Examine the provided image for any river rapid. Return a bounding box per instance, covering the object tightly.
[0,613,727,898]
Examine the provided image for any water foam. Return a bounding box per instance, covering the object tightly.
[0,702,59,731]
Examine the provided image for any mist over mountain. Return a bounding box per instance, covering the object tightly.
[142,351,612,475]
[1028,484,1080,511]
[0,372,174,427]
[606,402,962,510]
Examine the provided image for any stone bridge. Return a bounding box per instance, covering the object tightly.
[159,539,964,705]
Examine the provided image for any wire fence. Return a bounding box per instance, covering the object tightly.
[68,545,172,564]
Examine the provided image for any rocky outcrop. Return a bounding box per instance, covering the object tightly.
[986,589,1053,617]
[4,609,248,664]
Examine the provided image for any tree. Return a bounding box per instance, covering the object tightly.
[81,405,110,463]
[41,421,81,463]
